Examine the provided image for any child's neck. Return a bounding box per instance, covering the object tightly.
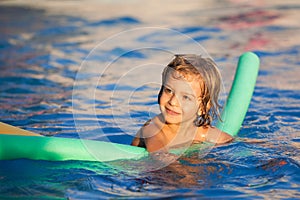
[165,120,194,134]
[163,119,201,148]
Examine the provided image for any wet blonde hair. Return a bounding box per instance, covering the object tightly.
[158,54,222,127]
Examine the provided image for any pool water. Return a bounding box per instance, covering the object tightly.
[0,0,299,199]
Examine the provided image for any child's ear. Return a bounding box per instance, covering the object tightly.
[197,100,211,115]
[197,108,203,116]
[197,97,204,115]
[206,100,211,111]
[197,103,205,115]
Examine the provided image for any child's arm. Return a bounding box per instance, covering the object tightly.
[131,117,166,152]
[131,119,152,148]
[131,128,146,148]
[131,134,140,146]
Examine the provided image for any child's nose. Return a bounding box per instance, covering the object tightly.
[168,94,179,106]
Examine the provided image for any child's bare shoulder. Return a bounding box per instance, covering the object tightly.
[206,127,233,144]
[142,115,163,138]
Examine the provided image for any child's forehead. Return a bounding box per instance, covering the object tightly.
[165,71,204,93]
[166,70,202,82]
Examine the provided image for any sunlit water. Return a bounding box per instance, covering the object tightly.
[0,1,299,199]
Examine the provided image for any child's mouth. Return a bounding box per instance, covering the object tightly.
[165,107,181,115]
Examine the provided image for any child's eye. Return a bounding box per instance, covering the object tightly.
[183,95,191,101]
[164,87,173,94]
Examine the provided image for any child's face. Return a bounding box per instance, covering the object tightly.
[159,71,202,125]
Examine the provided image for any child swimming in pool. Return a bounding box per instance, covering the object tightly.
[131,54,233,152]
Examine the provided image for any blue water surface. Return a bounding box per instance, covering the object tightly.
[0,1,299,199]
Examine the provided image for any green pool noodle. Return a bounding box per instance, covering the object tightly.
[0,133,148,162]
[0,52,259,162]
[216,52,259,136]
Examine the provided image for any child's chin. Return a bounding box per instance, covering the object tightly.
[163,115,182,124]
